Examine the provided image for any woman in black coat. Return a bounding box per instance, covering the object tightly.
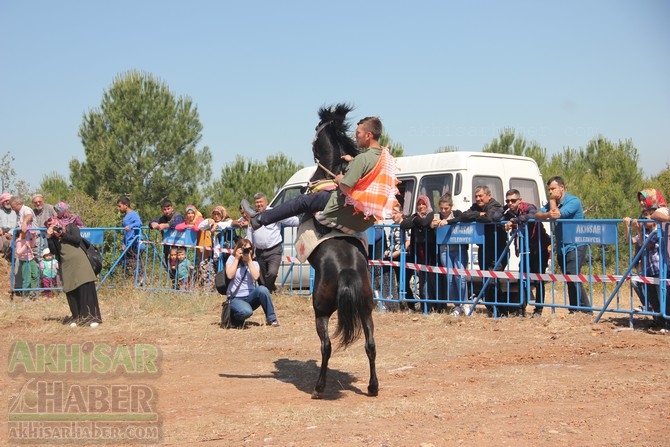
[47,219,102,327]
[400,195,438,312]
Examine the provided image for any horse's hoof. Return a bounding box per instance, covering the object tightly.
[368,388,379,397]
[311,391,323,399]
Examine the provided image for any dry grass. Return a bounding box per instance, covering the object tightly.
[2,272,669,446]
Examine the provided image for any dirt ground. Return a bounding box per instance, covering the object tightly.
[1,279,669,447]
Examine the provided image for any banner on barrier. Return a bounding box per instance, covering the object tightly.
[561,221,618,245]
[436,223,485,245]
[79,229,105,245]
[162,229,198,246]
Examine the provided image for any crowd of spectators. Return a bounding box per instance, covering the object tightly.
[1,194,248,295]
[374,178,669,326]
[3,181,669,329]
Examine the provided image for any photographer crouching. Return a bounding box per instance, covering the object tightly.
[225,238,280,328]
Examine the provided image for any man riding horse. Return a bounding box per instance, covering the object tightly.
[241,115,398,234]
[243,106,397,398]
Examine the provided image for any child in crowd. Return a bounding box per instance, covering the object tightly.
[169,247,179,286]
[175,247,194,290]
[431,193,470,315]
[39,248,60,298]
[15,230,39,299]
[629,209,667,325]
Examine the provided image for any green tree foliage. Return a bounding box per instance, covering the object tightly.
[435,145,459,153]
[66,189,119,228]
[483,128,547,169]
[37,172,71,205]
[542,137,644,269]
[0,151,30,198]
[73,70,212,220]
[207,153,303,218]
[0,152,16,193]
[379,132,404,157]
[36,172,119,227]
[650,164,670,200]
[543,137,643,220]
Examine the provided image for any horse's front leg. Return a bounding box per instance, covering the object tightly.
[312,315,331,399]
[362,312,378,397]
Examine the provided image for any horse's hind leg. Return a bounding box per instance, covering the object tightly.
[363,311,378,397]
[312,315,331,399]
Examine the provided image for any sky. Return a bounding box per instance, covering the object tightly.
[1,0,668,191]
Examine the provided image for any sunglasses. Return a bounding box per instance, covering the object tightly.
[505,198,519,204]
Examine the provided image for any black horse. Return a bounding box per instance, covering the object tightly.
[308,104,379,398]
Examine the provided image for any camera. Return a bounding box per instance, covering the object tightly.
[242,248,251,255]
[53,225,63,233]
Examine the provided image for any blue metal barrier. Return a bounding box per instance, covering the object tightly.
[10,225,313,297]
[10,219,668,328]
[368,217,668,326]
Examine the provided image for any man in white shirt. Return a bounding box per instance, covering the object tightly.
[9,196,33,233]
[0,192,16,260]
[245,192,299,293]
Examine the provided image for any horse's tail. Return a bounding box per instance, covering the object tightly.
[333,268,366,348]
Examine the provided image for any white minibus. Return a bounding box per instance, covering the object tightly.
[271,151,548,288]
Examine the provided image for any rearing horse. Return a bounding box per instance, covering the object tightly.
[308,104,378,399]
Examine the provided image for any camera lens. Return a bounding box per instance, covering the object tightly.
[242,248,251,255]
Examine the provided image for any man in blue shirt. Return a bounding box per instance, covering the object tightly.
[535,176,591,313]
[117,196,143,281]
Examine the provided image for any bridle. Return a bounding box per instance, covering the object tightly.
[312,120,332,143]
[312,120,342,179]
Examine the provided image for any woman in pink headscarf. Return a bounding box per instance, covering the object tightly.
[399,195,438,312]
[175,205,204,231]
[54,202,85,228]
[175,205,207,280]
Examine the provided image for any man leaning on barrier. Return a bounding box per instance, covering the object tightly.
[149,199,185,275]
[503,188,550,317]
[535,176,591,314]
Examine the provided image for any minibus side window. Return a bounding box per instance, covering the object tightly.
[472,176,504,203]
[417,174,453,210]
[396,177,416,216]
[270,186,304,207]
[509,178,541,207]
[454,173,462,196]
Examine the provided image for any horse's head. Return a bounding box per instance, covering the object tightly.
[311,103,360,183]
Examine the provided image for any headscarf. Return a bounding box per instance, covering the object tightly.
[212,206,227,219]
[0,192,11,203]
[184,205,203,224]
[54,202,69,213]
[53,204,84,227]
[416,195,433,217]
[637,188,667,211]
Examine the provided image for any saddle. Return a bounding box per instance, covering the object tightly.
[294,218,368,263]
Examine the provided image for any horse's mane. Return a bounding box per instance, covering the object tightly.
[311,103,360,182]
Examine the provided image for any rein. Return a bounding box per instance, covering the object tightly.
[314,159,337,179]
